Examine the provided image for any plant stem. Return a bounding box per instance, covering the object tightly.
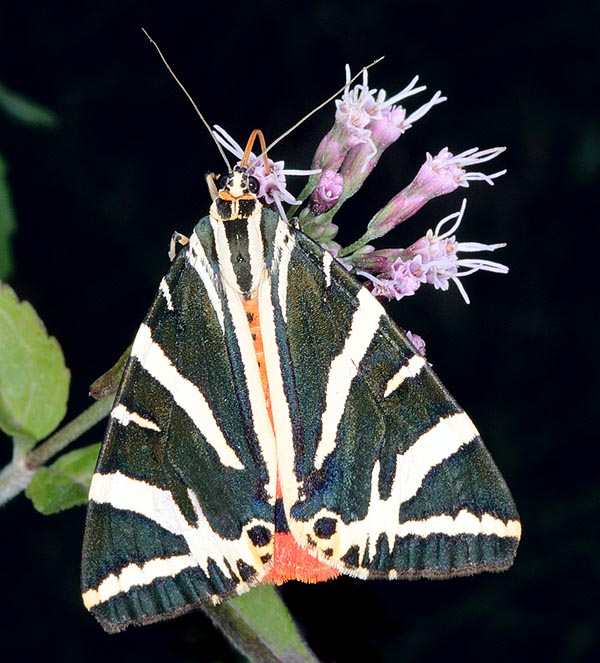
[26,395,112,469]
[0,395,112,507]
[338,232,370,258]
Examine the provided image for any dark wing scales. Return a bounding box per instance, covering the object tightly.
[82,219,275,632]
[269,220,520,580]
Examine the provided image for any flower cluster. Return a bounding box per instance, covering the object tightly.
[213,67,508,315]
[361,199,507,304]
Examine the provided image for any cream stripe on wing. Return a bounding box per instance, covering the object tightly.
[246,209,266,293]
[323,250,333,289]
[395,510,522,539]
[111,403,161,432]
[275,222,295,323]
[259,221,299,505]
[314,287,384,470]
[358,412,479,558]
[159,278,174,311]
[306,503,521,579]
[187,231,225,330]
[131,323,244,470]
[86,472,272,605]
[384,354,427,397]
[83,554,197,609]
[394,411,479,504]
[209,217,239,294]
[220,279,278,501]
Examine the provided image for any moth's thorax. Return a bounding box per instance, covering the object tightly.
[210,196,261,221]
[210,208,267,297]
[207,167,267,297]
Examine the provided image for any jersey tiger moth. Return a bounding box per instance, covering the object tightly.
[81,128,521,632]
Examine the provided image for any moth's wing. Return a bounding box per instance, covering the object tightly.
[264,220,520,580]
[82,219,275,633]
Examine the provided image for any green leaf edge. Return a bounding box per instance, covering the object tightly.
[25,442,101,514]
[0,283,70,441]
[205,585,320,663]
[0,81,59,128]
[0,153,17,280]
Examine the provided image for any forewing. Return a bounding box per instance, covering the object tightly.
[82,220,275,632]
[264,220,520,580]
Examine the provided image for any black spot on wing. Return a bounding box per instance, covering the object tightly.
[341,545,360,568]
[248,525,272,547]
[313,517,337,539]
[236,560,256,583]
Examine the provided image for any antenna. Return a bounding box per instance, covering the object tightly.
[242,130,270,173]
[257,56,384,162]
[141,28,231,170]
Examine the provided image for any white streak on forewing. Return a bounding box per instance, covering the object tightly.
[300,412,483,562]
[89,471,192,534]
[82,554,197,609]
[395,412,479,504]
[87,472,272,605]
[159,278,174,311]
[258,273,299,507]
[131,323,243,470]
[384,354,427,397]
[111,403,161,432]
[395,510,522,539]
[303,500,520,573]
[313,287,384,469]
[210,217,239,294]
[246,209,266,294]
[323,250,333,289]
[275,222,294,323]
[357,412,478,558]
[187,231,225,330]
[220,279,277,500]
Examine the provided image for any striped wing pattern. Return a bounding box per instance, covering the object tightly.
[265,224,520,579]
[82,206,520,632]
[82,225,277,632]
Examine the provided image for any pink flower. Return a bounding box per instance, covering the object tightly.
[407,200,508,303]
[363,201,507,304]
[361,146,507,243]
[413,146,507,196]
[362,254,425,300]
[405,331,426,357]
[314,69,445,186]
[310,170,344,215]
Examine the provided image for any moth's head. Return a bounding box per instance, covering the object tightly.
[216,166,260,201]
[209,165,261,221]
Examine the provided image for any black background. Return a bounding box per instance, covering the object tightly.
[1,1,598,661]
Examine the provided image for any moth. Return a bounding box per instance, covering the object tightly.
[81,130,520,633]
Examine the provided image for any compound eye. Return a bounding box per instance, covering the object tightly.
[217,174,229,190]
[248,176,260,194]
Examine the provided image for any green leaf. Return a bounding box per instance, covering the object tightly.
[0,81,59,128]
[0,154,17,280]
[204,585,320,663]
[0,284,70,441]
[25,443,101,514]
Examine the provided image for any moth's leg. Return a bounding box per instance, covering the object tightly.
[169,231,189,261]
